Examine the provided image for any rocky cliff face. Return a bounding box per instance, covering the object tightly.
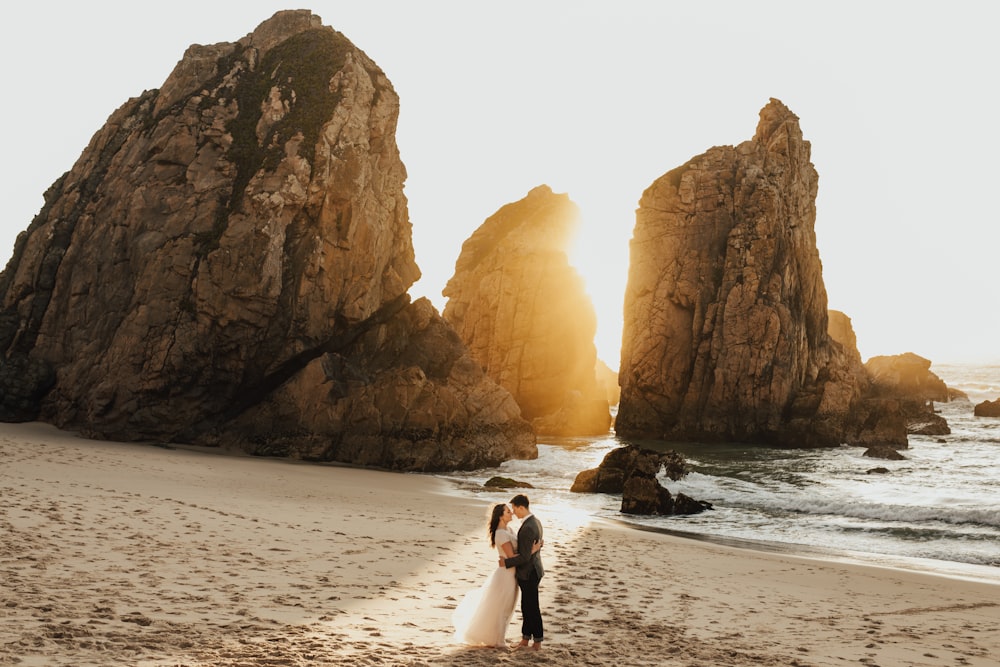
[211,297,535,470]
[443,185,612,436]
[617,99,905,447]
[0,10,535,470]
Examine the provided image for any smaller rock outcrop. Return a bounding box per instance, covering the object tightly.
[974,398,1000,417]
[571,445,711,516]
[827,310,861,363]
[863,445,906,461]
[864,353,951,435]
[570,446,687,493]
[621,477,712,516]
[907,414,951,436]
[865,353,949,402]
[948,387,970,402]
[443,185,611,436]
[484,476,534,489]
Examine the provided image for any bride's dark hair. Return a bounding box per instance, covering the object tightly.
[488,503,507,547]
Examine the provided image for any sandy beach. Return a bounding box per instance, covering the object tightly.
[2,422,998,666]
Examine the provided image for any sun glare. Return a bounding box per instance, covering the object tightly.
[567,207,629,372]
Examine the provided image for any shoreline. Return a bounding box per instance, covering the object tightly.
[434,451,1000,587]
[3,421,999,666]
[603,516,1000,586]
[437,476,1000,588]
[23,422,999,584]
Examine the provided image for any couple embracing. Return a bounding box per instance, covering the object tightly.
[452,494,545,650]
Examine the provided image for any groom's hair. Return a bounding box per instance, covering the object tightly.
[510,494,529,508]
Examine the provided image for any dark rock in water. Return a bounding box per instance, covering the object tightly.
[484,476,534,489]
[974,398,1000,417]
[443,185,612,436]
[908,414,951,436]
[866,467,890,475]
[620,476,712,516]
[840,397,909,449]
[864,445,906,461]
[948,386,969,402]
[0,10,534,471]
[617,99,905,449]
[673,492,713,515]
[571,445,687,493]
[621,474,674,515]
[571,444,710,516]
[568,467,616,495]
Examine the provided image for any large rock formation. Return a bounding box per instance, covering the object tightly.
[0,10,535,470]
[442,185,612,436]
[617,99,905,448]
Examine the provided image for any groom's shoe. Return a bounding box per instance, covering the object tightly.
[531,641,542,650]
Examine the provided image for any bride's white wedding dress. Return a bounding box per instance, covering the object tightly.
[452,526,519,648]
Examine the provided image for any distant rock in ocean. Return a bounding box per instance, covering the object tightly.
[865,352,951,435]
[974,398,1000,417]
[0,10,535,471]
[617,98,906,448]
[443,185,612,436]
[865,352,949,402]
[570,445,711,516]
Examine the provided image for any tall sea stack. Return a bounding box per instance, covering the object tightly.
[0,10,535,470]
[617,99,905,447]
[443,186,612,436]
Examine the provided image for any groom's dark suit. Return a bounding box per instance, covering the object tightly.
[503,513,544,643]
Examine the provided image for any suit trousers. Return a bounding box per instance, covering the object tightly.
[517,570,543,642]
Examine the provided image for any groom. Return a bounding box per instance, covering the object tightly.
[501,493,544,649]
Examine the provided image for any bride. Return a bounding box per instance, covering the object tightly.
[452,503,541,648]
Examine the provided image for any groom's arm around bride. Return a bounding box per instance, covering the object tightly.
[499,501,543,576]
[501,517,543,575]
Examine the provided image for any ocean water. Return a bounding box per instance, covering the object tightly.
[437,362,1000,582]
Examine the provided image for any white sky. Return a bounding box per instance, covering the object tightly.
[2,1,998,368]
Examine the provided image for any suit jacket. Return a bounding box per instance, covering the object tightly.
[504,514,544,581]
